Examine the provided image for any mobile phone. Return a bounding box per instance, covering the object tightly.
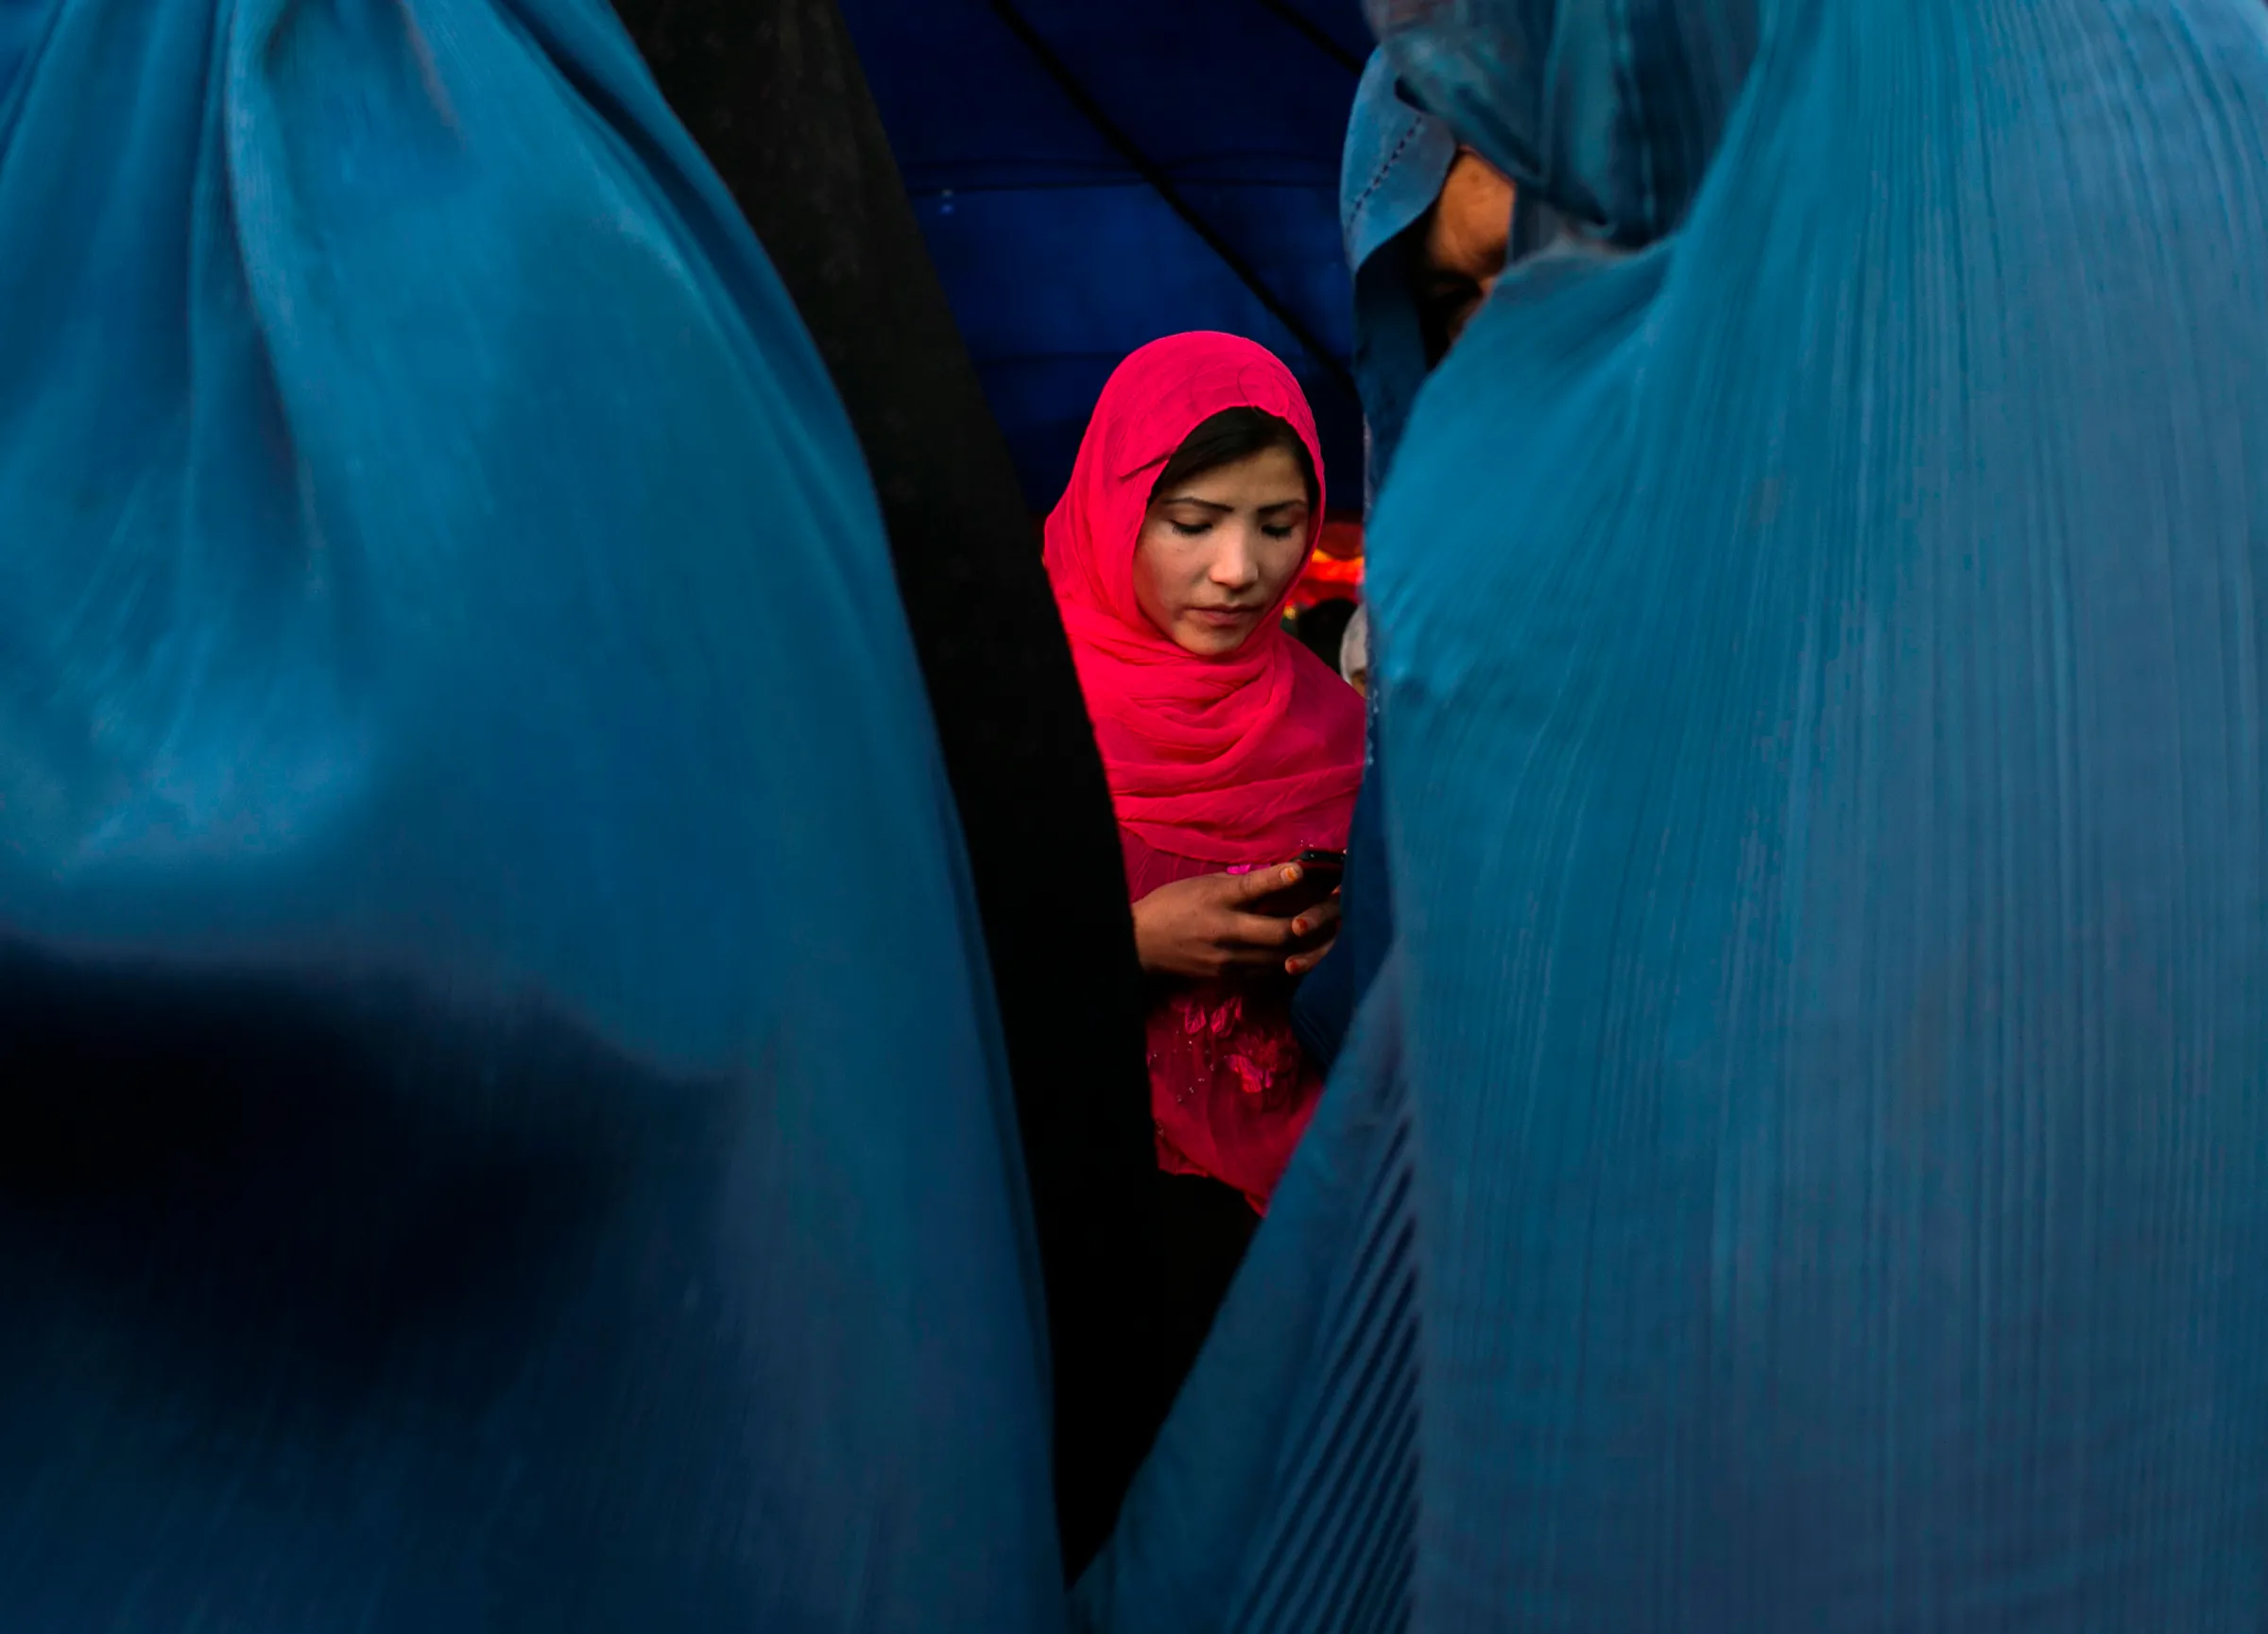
[1249,848,1346,920]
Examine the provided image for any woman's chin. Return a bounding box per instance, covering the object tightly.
[1174,617,1259,657]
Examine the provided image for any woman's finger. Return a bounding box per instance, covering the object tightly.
[1289,898,1342,937]
[1212,941,1294,972]
[1286,927,1341,975]
[1221,911,1299,951]
[1225,863,1304,904]
[1215,954,1288,977]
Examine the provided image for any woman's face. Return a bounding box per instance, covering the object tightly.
[1418,147,1517,353]
[1133,445,1313,657]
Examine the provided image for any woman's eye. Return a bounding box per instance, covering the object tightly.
[1170,520,1211,538]
[1263,524,1299,540]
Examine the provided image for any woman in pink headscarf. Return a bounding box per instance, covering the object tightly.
[1046,333,1365,1386]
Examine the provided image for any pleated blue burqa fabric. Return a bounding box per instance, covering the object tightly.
[1083,0,2268,1627]
[1340,49,1460,510]
[1297,51,1569,1073]
[0,0,1060,1626]
[1293,54,1458,1073]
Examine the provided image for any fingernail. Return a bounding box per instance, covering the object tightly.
[1283,866,1301,882]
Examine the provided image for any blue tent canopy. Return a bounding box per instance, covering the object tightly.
[837,0,1372,511]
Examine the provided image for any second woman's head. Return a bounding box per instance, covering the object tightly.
[1134,406,1320,658]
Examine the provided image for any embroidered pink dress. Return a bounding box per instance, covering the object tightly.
[1122,833,1341,1212]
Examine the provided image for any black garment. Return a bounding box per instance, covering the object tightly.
[1155,1170,1261,1407]
[1292,596,1358,678]
[610,0,1164,1572]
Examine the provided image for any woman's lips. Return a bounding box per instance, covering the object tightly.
[1190,607,1257,628]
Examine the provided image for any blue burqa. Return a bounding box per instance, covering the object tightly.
[1340,49,1460,509]
[1292,53,1457,1072]
[0,0,1059,1626]
[1299,52,1568,1073]
[1086,0,2268,1627]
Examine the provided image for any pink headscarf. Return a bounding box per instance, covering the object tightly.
[1045,333,1365,865]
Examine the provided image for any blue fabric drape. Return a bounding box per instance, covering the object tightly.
[1338,48,1459,507]
[1091,0,2268,1626]
[0,0,1059,1626]
[1296,45,1558,1075]
[1369,0,1759,245]
[1292,52,1452,1074]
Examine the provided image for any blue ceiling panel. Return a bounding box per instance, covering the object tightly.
[839,0,1373,509]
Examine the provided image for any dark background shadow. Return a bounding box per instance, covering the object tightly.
[608,0,1167,1571]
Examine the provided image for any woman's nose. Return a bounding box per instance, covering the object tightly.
[1211,526,1262,588]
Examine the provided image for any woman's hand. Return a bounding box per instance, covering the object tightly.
[1132,864,1343,981]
